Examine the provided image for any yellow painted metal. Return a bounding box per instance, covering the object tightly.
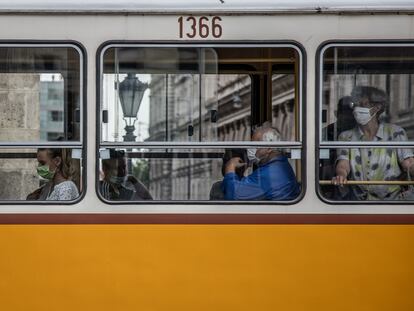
[0,225,413,311]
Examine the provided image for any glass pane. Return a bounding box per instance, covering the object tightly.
[322,46,414,142]
[0,148,82,201]
[98,148,302,201]
[0,47,82,143]
[101,46,300,143]
[318,146,414,201]
[272,74,297,141]
[102,47,217,143]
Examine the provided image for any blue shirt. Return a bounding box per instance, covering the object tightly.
[222,155,300,200]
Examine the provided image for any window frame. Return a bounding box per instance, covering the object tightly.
[316,40,414,205]
[96,41,306,205]
[0,40,87,205]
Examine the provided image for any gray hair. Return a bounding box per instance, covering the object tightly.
[252,121,283,152]
[253,121,282,141]
[350,86,387,115]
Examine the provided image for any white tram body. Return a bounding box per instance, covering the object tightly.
[0,0,414,213]
[0,1,413,310]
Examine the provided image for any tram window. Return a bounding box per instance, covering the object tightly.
[98,147,302,201]
[318,44,414,202]
[0,45,85,203]
[0,148,82,201]
[98,44,304,203]
[272,74,297,141]
[101,46,301,143]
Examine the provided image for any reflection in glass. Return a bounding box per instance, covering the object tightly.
[320,45,414,202]
[0,148,82,201]
[118,73,149,142]
[322,46,414,142]
[40,74,65,141]
[271,74,297,141]
[99,148,301,201]
[101,46,301,143]
[0,47,81,143]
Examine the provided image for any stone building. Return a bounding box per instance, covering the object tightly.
[323,74,414,139]
[39,78,64,141]
[147,73,296,200]
[0,74,40,200]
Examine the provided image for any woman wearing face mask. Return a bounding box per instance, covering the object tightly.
[332,86,414,200]
[27,148,79,201]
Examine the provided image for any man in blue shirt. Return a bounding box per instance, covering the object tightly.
[222,123,300,200]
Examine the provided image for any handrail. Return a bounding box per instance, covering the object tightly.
[319,180,414,185]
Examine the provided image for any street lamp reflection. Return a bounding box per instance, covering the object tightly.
[118,73,149,142]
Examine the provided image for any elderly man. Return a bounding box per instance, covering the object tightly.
[332,86,414,200]
[222,123,300,200]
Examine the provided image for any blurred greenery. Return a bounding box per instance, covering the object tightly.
[132,159,149,187]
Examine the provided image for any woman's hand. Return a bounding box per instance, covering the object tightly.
[331,175,348,186]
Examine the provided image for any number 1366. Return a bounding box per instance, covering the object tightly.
[178,16,223,39]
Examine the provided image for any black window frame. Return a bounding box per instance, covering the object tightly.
[0,40,87,205]
[96,40,306,206]
[316,40,414,205]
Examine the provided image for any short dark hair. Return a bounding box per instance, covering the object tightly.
[102,149,127,171]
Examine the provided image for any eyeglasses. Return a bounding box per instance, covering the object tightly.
[349,100,383,109]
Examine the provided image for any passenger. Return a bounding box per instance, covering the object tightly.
[332,86,414,200]
[100,150,152,201]
[27,148,79,200]
[321,96,356,199]
[209,149,247,200]
[222,122,300,200]
[323,96,356,141]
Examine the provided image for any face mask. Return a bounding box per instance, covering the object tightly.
[37,165,55,180]
[109,175,128,185]
[353,107,376,125]
[247,148,258,163]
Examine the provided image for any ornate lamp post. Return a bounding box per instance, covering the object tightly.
[118,73,149,142]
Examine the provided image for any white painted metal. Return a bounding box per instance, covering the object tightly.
[0,11,413,214]
[0,0,414,14]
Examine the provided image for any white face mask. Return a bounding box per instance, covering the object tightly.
[247,148,258,163]
[353,107,376,125]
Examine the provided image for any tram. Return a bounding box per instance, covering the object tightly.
[0,1,414,310]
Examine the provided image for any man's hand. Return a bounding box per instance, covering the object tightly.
[225,157,246,174]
